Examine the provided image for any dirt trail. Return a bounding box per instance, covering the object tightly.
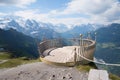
[0,62,88,80]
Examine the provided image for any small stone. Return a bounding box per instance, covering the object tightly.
[52,75,55,77]
[37,70,40,74]
[69,77,73,80]
[18,71,24,75]
[49,75,55,80]
[62,69,66,72]
[63,76,66,79]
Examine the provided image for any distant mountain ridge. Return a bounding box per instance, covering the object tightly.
[0,16,103,39]
[95,23,120,43]
[1,16,120,40]
[61,24,101,38]
[0,18,61,40]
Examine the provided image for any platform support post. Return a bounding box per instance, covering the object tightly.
[74,48,77,66]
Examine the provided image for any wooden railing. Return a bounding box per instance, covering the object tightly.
[38,38,96,58]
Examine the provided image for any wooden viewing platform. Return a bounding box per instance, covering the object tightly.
[39,38,96,66]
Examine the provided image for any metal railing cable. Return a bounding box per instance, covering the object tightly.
[76,46,120,67]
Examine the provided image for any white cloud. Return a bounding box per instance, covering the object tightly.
[14,10,51,22]
[0,12,7,16]
[48,17,90,26]
[14,10,38,19]
[103,2,120,21]
[8,0,120,25]
[63,0,116,14]
[13,10,75,26]
[0,0,36,8]
[35,0,120,25]
[88,1,120,24]
[61,0,120,24]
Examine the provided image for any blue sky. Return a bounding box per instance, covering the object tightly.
[0,0,120,25]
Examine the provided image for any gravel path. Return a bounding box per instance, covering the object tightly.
[0,62,88,80]
[0,68,9,73]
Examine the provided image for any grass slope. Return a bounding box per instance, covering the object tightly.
[0,52,40,68]
[76,62,97,72]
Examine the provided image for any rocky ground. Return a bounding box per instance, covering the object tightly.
[0,62,88,80]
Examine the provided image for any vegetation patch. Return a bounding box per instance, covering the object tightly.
[101,43,115,48]
[109,73,120,80]
[0,52,40,68]
[0,52,11,60]
[0,57,40,68]
[76,62,97,72]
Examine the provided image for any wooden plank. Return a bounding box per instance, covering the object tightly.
[88,69,109,80]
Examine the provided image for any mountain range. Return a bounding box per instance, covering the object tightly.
[0,18,61,40]
[0,16,120,61]
[0,16,103,58]
[0,16,120,76]
[0,17,103,39]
